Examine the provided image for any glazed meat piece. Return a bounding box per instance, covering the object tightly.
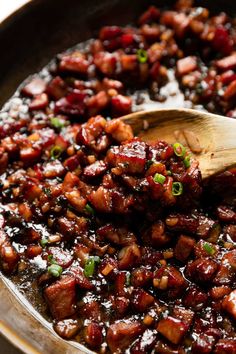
[166,213,218,239]
[186,258,219,283]
[54,319,81,339]
[44,276,77,320]
[84,322,103,348]
[157,316,188,345]
[222,290,236,320]
[214,339,236,354]
[107,320,144,352]
[0,231,19,274]
[174,235,196,262]
[106,138,147,174]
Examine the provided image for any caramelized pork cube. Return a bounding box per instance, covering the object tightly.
[59,52,90,74]
[186,258,218,283]
[94,51,117,75]
[107,320,143,353]
[0,241,19,274]
[214,339,236,354]
[54,319,81,339]
[222,289,236,320]
[106,138,147,174]
[118,244,141,270]
[216,53,236,70]
[84,322,103,348]
[157,316,188,345]
[97,224,136,246]
[21,77,46,97]
[214,250,236,285]
[111,95,132,116]
[183,287,208,310]
[131,288,154,312]
[83,160,107,178]
[176,56,197,76]
[44,276,76,320]
[174,235,196,262]
[105,118,134,143]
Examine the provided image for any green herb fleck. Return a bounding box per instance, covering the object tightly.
[126,272,131,286]
[183,155,191,168]
[167,170,172,176]
[84,203,95,215]
[50,145,63,160]
[203,242,215,256]
[173,142,186,157]
[137,49,148,64]
[48,254,58,265]
[153,173,166,185]
[48,264,63,277]
[50,117,65,130]
[172,182,183,196]
[84,256,100,278]
[40,238,48,247]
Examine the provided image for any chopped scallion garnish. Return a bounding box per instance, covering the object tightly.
[85,203,95,215]
[153,173,166,185]
[126,272,131,286]
[203,242,215,255]
[84,256,100,278]
[48,254,58,265]
[137,49,148,64]
[183,155,191,168]
[40,238,48,247]
[50,117,65,129]
[48,264,63,277]
[173,142,186,157]
[50,145,63,160]
[172,182,183,196]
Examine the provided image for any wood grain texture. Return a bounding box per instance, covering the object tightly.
[122,108,236,179]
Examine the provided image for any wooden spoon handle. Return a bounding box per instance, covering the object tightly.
[122,108,236,179]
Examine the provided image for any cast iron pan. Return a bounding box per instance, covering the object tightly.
[0,1,236,353]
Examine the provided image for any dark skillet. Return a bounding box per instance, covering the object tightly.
[0,1,236,353]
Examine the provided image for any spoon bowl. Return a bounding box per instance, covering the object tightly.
[122,108,236,179]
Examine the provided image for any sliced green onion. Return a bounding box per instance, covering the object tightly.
[154,173,166,185]
[50,145,63,160]
[203,242,215,255]
[48,264,63,277]
[183,155,191,168]
[85,203,95,215]
[48,254,57,265]
[40,238,48,247]
[173,143,186,157]
[50,117,65,129]
[137,49,148,64]
[84,256,100,278]
[167,170,172,176]
[172,182,183,196]
[126,272,131,286]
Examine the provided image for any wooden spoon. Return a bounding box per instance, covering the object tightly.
[121,108,236,179]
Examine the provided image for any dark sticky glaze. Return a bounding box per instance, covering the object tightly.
[0,1,236,353]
